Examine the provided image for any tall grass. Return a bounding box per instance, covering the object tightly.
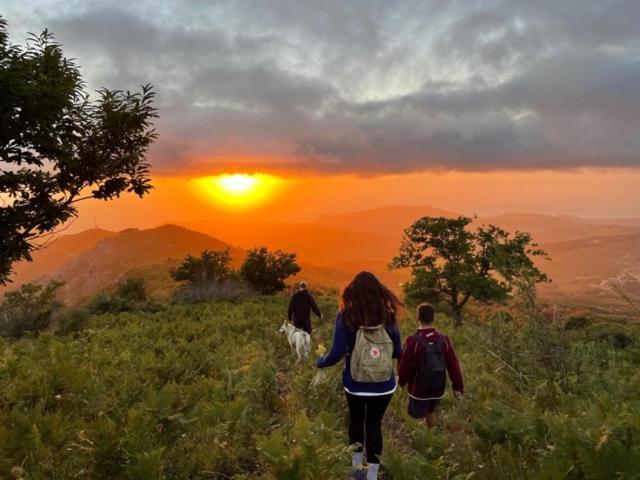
[0,295,639,478]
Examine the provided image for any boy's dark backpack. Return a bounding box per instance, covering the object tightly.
[413,334,447,396]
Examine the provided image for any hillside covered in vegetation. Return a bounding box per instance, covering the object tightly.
[1,294,639,479]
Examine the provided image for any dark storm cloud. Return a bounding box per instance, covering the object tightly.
[10,0,640,174]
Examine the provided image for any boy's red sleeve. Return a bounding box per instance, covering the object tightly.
[397,336,415,387]
[444,336,464,394]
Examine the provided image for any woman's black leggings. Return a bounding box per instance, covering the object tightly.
[345,392,393,464]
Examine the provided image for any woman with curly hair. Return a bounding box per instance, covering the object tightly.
[316,271,402,480]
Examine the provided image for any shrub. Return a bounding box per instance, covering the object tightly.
[239,247,300,295]
[89,278,149,313]
[0,281,64,339]
[564,315,591,330]
[173,276,253,304]
[171,249,232,284]
[485,310,514,324]
[473,280,573,394]
[584,322,634,349]
[88,292,113,314]
[56,308,91,336]
[115,278,148,304]
[170,250,250,303]
[255,413,350,479]
[600,331,632,349]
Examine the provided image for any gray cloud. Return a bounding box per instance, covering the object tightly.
[3,0,640,174]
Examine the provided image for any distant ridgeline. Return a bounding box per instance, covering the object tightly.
[3,206,640,311]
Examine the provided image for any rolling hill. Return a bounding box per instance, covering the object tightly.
[34,225,244,304]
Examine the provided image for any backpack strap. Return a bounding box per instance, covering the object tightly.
[409,333,423,374]
[361,325,384,330]
[437,334,447,352]
[412,333,428,348]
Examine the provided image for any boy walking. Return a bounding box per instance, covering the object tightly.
[398,303,464,428]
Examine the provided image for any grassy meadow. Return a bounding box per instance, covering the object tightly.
[1,295,640,479]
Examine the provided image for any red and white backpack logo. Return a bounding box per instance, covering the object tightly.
[370,347,381,359]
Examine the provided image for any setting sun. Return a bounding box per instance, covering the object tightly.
[194,173,282,209]
[216,174,260,195]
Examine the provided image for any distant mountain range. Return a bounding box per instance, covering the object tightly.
[2,205,639,309]
[314,205,459,235]
[478,213,640,243]
[315,206,640,244]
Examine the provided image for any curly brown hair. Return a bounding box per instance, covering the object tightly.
[339,271,402,330]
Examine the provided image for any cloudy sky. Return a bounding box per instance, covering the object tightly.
[2,1,639,225]
[4,0,640,176]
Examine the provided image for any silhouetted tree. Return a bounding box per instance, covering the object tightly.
[0,17,157,285]
[240,247,300,295]
[171,249,233,284]
[390,216,547,328]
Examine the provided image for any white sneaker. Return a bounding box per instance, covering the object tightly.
[367,463,380,480]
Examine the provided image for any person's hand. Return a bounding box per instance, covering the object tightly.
[310,369,330,387]
[454,390,463,399]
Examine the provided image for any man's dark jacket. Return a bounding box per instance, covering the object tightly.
[288,290,321,334]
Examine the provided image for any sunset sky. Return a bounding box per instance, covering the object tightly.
[3,0,639,230]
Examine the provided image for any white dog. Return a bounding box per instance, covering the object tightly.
[279,321,311,362]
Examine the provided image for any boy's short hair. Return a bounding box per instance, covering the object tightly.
[417,303,435,325]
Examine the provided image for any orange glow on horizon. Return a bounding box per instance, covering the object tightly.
[194,173,283,209]
[65,168,640,235]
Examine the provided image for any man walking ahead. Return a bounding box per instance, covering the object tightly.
[288,281,322,334]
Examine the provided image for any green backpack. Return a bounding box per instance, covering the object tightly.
[350,325,394,383]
